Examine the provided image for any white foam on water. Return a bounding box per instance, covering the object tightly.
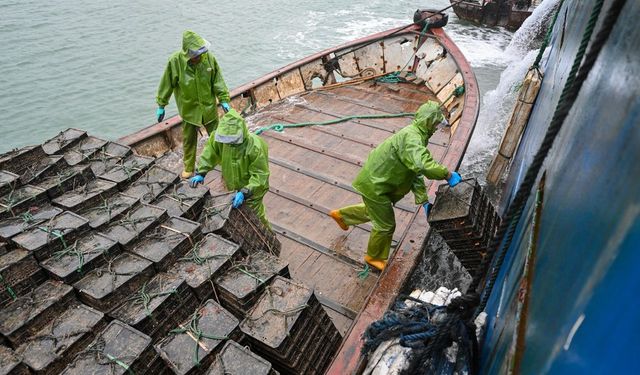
[460,0,562,182]
[505,0,561,59]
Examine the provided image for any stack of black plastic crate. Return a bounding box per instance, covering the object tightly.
[239,276,341,375]
[428,178,501,274]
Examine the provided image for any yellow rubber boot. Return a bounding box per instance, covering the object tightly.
[364,255,387,271]
[329,210,349,231]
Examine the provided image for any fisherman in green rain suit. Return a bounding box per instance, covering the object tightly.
[330,101,462,271]
[156,30,231,179]
[188,110,271,228]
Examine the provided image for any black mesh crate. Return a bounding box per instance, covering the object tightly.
[205,340,279,375]
[171,234,242,301]
[74,252,155,312]
[215,252,289,319]
[0,280,75,347]
[52,178,118,212]
[155,300,241,375]
[0,145,47,176]
[40,233,120,284]
[0,249,46,308]
[15,304,106,375]
[19,155,67,185]
[123,165,179,204]
[60,320,157,375]
[129,216,202,272]
[199,192,281,256]
[109,272,199,341]
[101,203,167,248]
[154,182,210,220]
[88,142,132,176]
[36,164,95,199]
[0,345,30,375]
[0,171,19,198]
[436,197,491,241]
[11,211,89,261]
[99,155,154,189]
[154,151,183,173]
[239,277,340,375]
[41,128,87,155]
[63,136,109,166]
[0,185,48,221]
[428,179,485,231]
[0,206,62,241]
[76,193,139,230]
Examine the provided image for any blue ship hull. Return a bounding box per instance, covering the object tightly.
[482,0,640,373]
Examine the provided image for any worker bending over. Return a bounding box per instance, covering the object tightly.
[156,30,231,179]
[330,101,461,271]
[189,110,271,228]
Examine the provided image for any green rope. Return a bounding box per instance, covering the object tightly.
[53,241,107,274]
[0,274,17,301]
[127,282,177,317]
[170,309,228,366]
[82,337,135,375]
[254,112,415,135]
[532,0,564,69]
[21,211,34,225]
[179,242,229,266]
[358,264,371,280]
[38,225,69,250]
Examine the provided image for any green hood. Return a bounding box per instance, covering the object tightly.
[182,30,207,56]
[214,109,249,144]
[413,100,444,138]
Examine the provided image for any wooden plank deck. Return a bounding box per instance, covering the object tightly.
[216,80,447,334]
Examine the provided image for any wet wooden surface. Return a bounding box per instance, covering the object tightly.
[213,80,448,334]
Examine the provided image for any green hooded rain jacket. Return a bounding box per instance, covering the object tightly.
[156,30,230,127]
[353,101,449,204]
[197,110,270,225]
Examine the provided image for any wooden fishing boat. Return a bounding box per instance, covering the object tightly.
[450,0,540,30]
[120,17,479,374]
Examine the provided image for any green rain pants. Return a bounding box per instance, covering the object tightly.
[246,198,271,230]
[182,121,216,173]
[337,195,395,260]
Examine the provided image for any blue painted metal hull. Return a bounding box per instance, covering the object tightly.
[482,0,640,373]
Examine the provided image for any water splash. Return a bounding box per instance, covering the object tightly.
[460,0,561,184]
[505,0,561,59]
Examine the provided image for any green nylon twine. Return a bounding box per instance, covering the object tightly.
[254,112,416,135]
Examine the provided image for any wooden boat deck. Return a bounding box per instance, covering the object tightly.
[251,82,444,329]
[154,80,445,334]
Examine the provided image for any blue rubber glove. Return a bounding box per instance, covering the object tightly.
[221,102,230,113]
[189,175,204,188]
[423,202,432,218]
[447,171,462,187]
[232,191,244,208]
[156,107,165,122]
